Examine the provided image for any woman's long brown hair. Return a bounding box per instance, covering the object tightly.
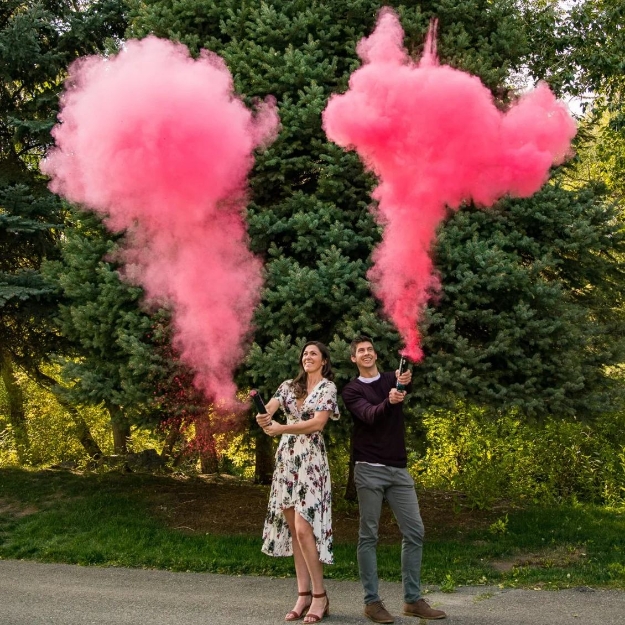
[290,341,334,399]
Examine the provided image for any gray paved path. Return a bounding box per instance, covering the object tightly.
[1,559,624,625]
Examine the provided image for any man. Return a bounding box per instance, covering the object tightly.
[342,335,446,623]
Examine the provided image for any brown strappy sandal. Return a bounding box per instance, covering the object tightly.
[303,591,329,624]
[285,590,312,622]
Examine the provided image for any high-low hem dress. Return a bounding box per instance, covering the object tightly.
[261,378,339,565]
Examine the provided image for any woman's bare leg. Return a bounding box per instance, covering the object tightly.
[292,512,327,621]
[284,507,312,616]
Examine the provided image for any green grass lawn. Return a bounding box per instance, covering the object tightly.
[1,467,623,589]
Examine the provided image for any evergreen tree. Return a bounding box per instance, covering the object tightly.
[43,210,215,455]
[128,0,530,367]
[43,214,149,453]
[0,0,127,460]
[128,0,624,430]
[419,182,625,417]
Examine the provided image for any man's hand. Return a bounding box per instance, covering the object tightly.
[263,420,283,436]
[389,388,407,404]
[395,368,412,387]
[256,412,271,428]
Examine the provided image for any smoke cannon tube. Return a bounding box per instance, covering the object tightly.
[396,356,407,391]
[250,389,267,414]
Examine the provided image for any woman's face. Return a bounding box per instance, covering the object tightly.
[301,344,325,376]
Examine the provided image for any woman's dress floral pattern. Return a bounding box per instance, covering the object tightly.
[261,378,339,564]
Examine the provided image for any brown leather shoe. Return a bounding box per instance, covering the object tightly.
[403,598,447,619]
[364,600,394,623]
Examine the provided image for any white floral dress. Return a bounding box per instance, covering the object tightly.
[261,378,340,564]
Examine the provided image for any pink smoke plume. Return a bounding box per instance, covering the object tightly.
[42,36,279,409]
[323,9,576,361]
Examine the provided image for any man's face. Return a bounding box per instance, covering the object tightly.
[351,341,377,370]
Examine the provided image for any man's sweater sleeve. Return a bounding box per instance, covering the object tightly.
[342,383,390,425]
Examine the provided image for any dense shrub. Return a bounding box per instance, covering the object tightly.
[413,405,625,508]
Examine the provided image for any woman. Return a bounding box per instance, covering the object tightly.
[256,341,339,624]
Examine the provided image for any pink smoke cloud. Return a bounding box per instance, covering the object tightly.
[323,9,576,361]
[42,36,279,409]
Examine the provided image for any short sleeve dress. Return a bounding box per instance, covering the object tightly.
[261,378,340,565]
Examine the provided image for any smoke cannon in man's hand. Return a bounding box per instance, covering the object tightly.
[396,355,408,391]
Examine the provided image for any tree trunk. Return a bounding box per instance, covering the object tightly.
[69,409,103,459]
[199,450,219,474]
[195,416,220,474]
[106,403,131,455]
[0,349,30,464]
[28,367,103,459]
[160,420,181,460]
[254,431,274,485]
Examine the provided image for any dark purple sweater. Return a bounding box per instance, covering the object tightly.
[342,371,408,468]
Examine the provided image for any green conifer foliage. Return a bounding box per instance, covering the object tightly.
[1,0,128,355]
[128,0,625,421]
[129,1,528,378]
[44,213,178,451]
[420,183,625,417]
[1,0,127,458]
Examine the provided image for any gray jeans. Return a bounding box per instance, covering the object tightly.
[354,463,425,605]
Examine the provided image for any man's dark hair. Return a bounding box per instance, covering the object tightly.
[350,335,376,357]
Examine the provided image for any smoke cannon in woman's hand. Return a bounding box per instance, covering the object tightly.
[250,389,267,414]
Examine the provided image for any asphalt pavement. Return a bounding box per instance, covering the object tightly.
[1,559,624,625]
